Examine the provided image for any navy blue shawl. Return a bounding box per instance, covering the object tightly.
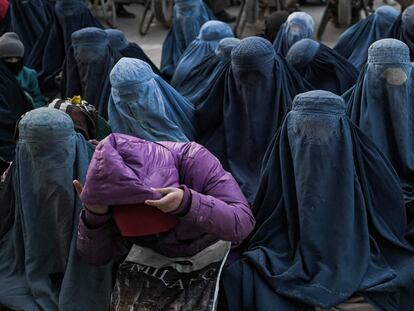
[387,5,414,61]
[287,38,358,95]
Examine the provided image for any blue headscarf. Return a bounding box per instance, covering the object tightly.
[222,37,311,201]
[387,5,414,61]
[9,0,53,59]
[0,108,113,310]
[223,90,414,311]
[334,5,399,70]
[286,38,358,95]
[273,12,314,57]
[108,58,196,142]
[160,0,215,80]
[27,0,103,92]
[347,39,414,208]
[63,27,121,119]
[105,29,162,76]
[171,20,233,89]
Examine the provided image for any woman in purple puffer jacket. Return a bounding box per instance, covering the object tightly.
[74,133,255,310]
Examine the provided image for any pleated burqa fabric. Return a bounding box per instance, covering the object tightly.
[171,20,233,89]
[108,58,196,142]
[286,38,358,95]
[0,62,32,162]
[222,37,311,202]
[160,0,215,80]
[347,39,414,209]
[176,37,240,106]
[27,0,103,92]
[222,90,414,311]
[105,29,161,76]
[387,5,414,61]
[272,12,314,57]
[63,27,121,119]
[334,5,399,70]
[0,108,113,311]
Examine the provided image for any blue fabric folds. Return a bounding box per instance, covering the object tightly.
[334,5,399,70]
[286,38,358,95]
[0,108,113,311]
[171,20,233,89]
[221,37,311,201]
[63,27,121,119]
[27,0,103,92]
[108,58,196,142]
[223,90,414,311]
[0,62,32,162]
[387,5,414,61]
[272,12,314,57]
[105,29,162,76]
[347,39,414,208]
[160,0,215,79]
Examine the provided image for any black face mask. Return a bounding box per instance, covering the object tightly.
[2,59,24,75]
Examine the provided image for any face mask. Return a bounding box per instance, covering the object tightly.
[2,59,24,75]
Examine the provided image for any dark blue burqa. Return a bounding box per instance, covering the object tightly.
[222,37,311,202]
[347,39,414,209]
[286,38,358,95]
[387,5,414,61]
[334,5,399,71]
[171,20,233,89]
[27,0,103,92]
[160,0,215,80]
[9,0,53,59]
[272,12,314,57]
[222,90,414,311]
[105,29,161,76]
[0,108,113,311]
[63,27,121,120]
[0,63,32,162]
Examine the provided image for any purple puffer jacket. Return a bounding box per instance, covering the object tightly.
[77,134,255,265]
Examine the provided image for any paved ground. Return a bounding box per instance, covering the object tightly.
[94,0,400,67]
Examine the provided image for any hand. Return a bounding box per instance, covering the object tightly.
[73,180,109,215]
[88,139,100,146]
[145,187,184,214]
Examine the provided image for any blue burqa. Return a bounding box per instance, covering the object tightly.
[272,12,314,57]
[171,20,233,89]
[0,62,32,162]
[0,108,113,311]
[222,37,311,202]
[63,27,121,120]
[222,90,414,311]
[334,5,399,70]
[347,39,414,209]
[387,5,414,61]
[108,58,196,142]
[27,0,103,92]
[9,0,53,60]
[286,38,358,95]
[160,0,215,80]
[105,29,162,76]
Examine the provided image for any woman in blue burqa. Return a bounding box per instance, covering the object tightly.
[63,27,122,120]
[222,90,414,311]
[0,108,113,310]
[160,0,215,80]
[347,38,414,214]
[105,29,162,77]
[286,38,358,95]
[272,12,314,57]
[171,20,233,90]
[334,5,399,71]
[219,36,311,202]
[387,4,414,61]
[27,0,103,93]
[108,58,196,142]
